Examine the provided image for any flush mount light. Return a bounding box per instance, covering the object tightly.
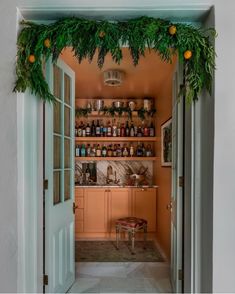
[103,69,125,86]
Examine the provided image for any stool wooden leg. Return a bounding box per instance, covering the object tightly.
[116,224,120,250]
[131,229,135,255]
[143,224,147,250]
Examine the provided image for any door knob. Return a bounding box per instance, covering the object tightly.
[166,202,172,210]
[73,202,78,214]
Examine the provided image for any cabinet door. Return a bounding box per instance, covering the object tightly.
[108,188,131,232]
[84,188,108,233]
[132,188,156,232]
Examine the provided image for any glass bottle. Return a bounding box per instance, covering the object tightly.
[82,122,86,137]
[75,122,78,137]
[86,122,91,137]
[117,121,121,137]
[96,144,101,157]
[144,122,149,137]
[130,144,135,157]
[122,144,129,157]
[113,144,117,157]
[100,119,104,137]
[149,121,155,137]
[117,144,122,157]
[101,144,107,157]
[107,121,112,137]
[86,144,91,157]
[107,144,113,157]
[130,121,135,137]
[75,144,80,157]
[125,121,130,137]
[103,121,107,137]
[96,119,101,137]
[120,123,125,137]
[137,125,142,137]
[136,143,143,157]
[80,144,86,157]
[112,119,117,137]
[78,121,83,137]
[91,120,96,137]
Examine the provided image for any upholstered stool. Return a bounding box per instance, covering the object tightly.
[115,217,147,254]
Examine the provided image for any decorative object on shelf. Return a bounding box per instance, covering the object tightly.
[103,69,125,86]
[14,17,216,103]
[75,107,92,117]
[161,118,172,167]
[93,99,104,111]
[143,97,153,111]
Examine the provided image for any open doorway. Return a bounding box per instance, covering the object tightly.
[48,47,180,293]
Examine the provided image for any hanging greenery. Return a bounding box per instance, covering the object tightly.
[75,105,156,120]
[14,17,216,103]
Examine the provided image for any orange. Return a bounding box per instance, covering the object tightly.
[28,54,36,63]
[184,50,193,60]
[169,25,177,35]
[44,38,51,48]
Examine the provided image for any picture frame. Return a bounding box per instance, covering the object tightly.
[161,118,172,167]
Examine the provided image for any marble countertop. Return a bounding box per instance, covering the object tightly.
[75,184,158,188]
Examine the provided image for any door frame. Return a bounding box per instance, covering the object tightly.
[16,5,215,293]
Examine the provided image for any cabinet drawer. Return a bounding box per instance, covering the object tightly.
[76,197,84,209]
[75,188,84,197]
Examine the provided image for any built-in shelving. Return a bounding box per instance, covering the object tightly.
[75,137,160,143]
[75,156,159,161]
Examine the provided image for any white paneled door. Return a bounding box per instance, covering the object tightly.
[45,59,75,293]
[171,62,184,293]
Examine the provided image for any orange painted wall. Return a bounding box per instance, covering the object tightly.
[155,73,174,260]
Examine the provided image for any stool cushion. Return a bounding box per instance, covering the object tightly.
[116,217,147,228]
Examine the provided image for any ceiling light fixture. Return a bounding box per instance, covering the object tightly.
[103,69,125,86]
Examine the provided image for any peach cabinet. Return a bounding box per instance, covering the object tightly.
[132,188,156,232]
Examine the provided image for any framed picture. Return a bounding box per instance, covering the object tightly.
[161,118,172,166]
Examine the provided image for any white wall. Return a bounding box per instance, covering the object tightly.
[0,0,235,292]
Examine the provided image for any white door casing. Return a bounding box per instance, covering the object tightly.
[45,59,75,293]
[171,62,184,293]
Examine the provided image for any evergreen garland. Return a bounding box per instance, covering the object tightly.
[14,17,216,103]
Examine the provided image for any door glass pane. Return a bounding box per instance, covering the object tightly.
[64,138,71,168]
[64,170,71,201]
[53,171,61,205]
[53,65,62,99]
[64,106,71,137]
[54,100,61,134]
[54,135,61,169]
[64,73,71,105]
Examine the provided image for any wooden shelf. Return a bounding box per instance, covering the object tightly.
[75,136,160,142]
[78,111,138,117]
[75,156,159,161]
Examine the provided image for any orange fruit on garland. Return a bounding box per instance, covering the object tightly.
[44,38,51,48]
[169,25,177,35]
[99,31,106,38]
[28,54,36,63]
[184,50,193,60]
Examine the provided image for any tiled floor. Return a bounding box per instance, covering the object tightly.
[68,262,172,293]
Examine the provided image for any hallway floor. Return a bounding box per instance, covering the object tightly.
[68,262,172,293]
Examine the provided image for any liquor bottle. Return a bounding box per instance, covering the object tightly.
[130,145,135,157]
[75,144,80,157]
[77,121,83,137]
[75,122,78,137]
[100,119,104,137]
[101,144,107,157]
[142,143,146,156]
[113,144,117,157]
[117,121,121,137]
[130,121,135,137]
[134,125,138,137]
[86,144,91,157]
[107,121,112,137]
[112,119,117,137]
[96,144,101,157]
[82,122,86,137]
[120,123,125,137]
[144,122,149,137]
[103,122,107,137]
[136,143,143,157]
[149,121,155,137]
[122,144,129,157]
[146,144,153,157]
[125,121,130,137]
[107,144,113,157]
[91,120,96,137]
[96,119,101,137]
[81,144,86,157]
[137,125,143,137]
[117,144,122,157]
[86,122,91,136]
[91,144,96,157]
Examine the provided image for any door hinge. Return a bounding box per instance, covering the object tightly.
[179,176,184,187]
[43,179,48,190]
[178,269,184,281]
[43,274,48,285]
[73,202,78,214]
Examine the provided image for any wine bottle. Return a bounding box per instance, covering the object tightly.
[120,123,125,137]
[82,122,86,137]
[130,121,135,137]
[125,121,130,137]
[80,144,86,157]
[86,122,91,136]
[107,121,112,137]
[91,120,96,137]
[112,119,117,137]
[149,121,155,137]
[101,144,107,157]
[96,119,101,137]
[78,121,83,137]
[96,144,101,157]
